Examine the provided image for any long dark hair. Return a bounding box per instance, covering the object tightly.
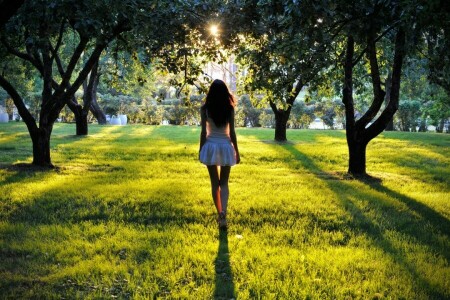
[204,79,236,127]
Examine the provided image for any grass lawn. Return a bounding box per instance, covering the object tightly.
[0,122,449,299]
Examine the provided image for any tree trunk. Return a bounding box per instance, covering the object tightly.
[67,96,88,135]
[31,126,53,167]
[436,119,444,133]
[85,65,106,125]
[385,72,394,131]
[347,139,367,175]
[386,118,394,131]
[342,28,405,176]
[90,99,106,124]
[342,35,364,175]
[74,108,89,135]
[418,117,427,132]
[274,110,289,142]
[269,81,303,142]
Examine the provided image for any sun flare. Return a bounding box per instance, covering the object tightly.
[209,24,219,36]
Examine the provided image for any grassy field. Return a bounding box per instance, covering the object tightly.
[0,122,449,299]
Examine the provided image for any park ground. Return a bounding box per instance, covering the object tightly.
[0,123,449,299]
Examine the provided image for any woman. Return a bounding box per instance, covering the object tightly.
[199,79,240,230]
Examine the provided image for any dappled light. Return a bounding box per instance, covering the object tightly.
[0,124,449,298]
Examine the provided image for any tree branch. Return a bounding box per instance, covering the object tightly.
[26,43,45,74]
[61,20,131,102]
[366,28,406,141]
[0,74,37,133]
[61,41,105,101]
[41,40,53,110]
[287,79,303,106]
[0,37,40,70]
[356,29,386,130]
[51,44,66,76]
[352,21,400,67]
[342,35,356,131]
[269,99,278,114]
[51,20,66,61]
[53,36,88,99]
[82,61,99,113]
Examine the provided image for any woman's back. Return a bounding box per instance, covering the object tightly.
[206,115,230,140]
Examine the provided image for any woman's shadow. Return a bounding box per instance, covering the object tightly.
[214,230,236,299]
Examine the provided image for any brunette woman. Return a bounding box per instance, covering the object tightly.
[199,79,240,230]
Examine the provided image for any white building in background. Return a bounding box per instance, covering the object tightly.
[0,105,8,122]
[0,105,19,122]
[308,118,329,130]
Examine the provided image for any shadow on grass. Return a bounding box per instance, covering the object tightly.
[214,230,236,299]
[0,163,60,185]
[270,142,449,299]
[369,182,450,237]
[0,180,200,298]
[2,183,198,226]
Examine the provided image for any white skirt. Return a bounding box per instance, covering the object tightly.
[199,137,236,166]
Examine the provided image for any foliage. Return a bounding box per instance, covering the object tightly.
[419,0,450,96]
[142,101,165,125]
[397,100,421,132]
[0,0,225,164]
[0,0,158,164]
[0,123,449,299]
[238,95,261,127]
[97,93,137,117]
[230,0,332,107]
[398,57,450,132]
[98,46,157,100]
[259,108,275,128]
[162,95,203,125]
[288,100,315,129]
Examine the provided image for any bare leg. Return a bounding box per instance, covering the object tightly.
[207,165,222,214]
[219,166,231,216]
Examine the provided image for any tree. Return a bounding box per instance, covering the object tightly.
[422,1,450,94]
[397,99,421,131]
[0,0,153,167]
[65,62,102,133]
[288,100,315,129]
[83,62,106,125]
[0,55,39,120]
[338,0,408,175]
[228,0,333,141]
[259,108,275,128]
[240,95,261,127]
[420,1,450,132]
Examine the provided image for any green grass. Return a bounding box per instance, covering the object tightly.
[0,122,449,299]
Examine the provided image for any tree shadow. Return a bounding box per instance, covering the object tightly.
[269,142,449,299]
[214,230,236,299]
[2,180,198,226]
[0,163,61,184]
[367,181,450,237]
[0,180,201,298]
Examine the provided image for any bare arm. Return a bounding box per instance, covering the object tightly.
[199,107,207,154]
[229,110,240,164]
